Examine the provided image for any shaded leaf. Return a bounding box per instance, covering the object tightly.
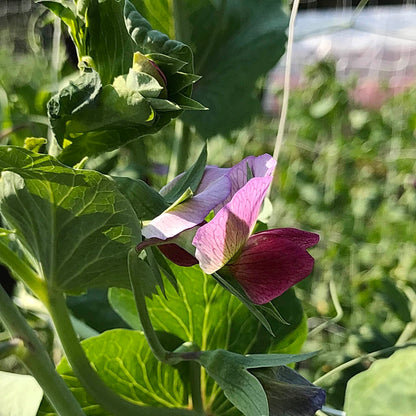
[114,176,169,221]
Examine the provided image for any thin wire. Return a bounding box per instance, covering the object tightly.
[272,0,300,164]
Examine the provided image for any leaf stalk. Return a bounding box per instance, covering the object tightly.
[0,284,86,416]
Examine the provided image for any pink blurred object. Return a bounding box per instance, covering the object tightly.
[263,5,416,112]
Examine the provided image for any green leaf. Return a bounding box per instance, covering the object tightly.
[200,350,269,416]
[178,0,288,137]
[344,347,416,416]
[0,371,43,416]
[0,146,140,292]
[113,176,169,221]
[39,1,85,55]
[84,0,135,85]
[37,329,194,415]
[162,143,207,204]
[376,277,412,323]
[44,1,203,165]
[309,96,338,119]
[109,263,306,413]
[125,1,193,73]
[197,350,318,416]
[129,0,173,38]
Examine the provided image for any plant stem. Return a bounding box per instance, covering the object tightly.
[128,250,179,365]
[47,288,196,416]
[0,285,86,416]
[168,119,192,182]
[189,361,204,414]
[313,341,416,386]
[0,239,48,304]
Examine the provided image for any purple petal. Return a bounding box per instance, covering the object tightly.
[196,165,230,193]
[254,228,320,249]
[159,165,229,197]
[193,177,272,274]
[228,232,316,304]
[216,154,276,211]
[142,174,231,240]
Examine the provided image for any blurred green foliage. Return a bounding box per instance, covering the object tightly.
[1,3,415,410]
[208,60,416,408]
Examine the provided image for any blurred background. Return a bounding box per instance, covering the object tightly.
[1,0,415,412]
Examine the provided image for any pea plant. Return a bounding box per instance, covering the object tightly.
[0,1,325,415]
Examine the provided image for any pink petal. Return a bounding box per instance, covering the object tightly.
[193,176,272,274]
[142,174,231,240]
[228,232,316,304]
[254,228,319,249]
[216,154,276,211]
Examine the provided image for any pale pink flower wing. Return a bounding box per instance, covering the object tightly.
[216,154,276,211]
[229,231,319,304]
[160,165,229,196]
[193,176,272,274]
[142,175,231,240]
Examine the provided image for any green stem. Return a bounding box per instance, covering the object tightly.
[189,361,204,414]
[168,119,192,182]
[0,239,47,304]
[172,343,204,414]
[47,289,196,416]
[0,338,25,360]
[0,285,86,416]
[313,341,416,386]
[128,250,179,365]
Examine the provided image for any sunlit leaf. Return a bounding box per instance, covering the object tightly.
[344,347,416,416]
[37,329,195,415]
[0,146,140,292]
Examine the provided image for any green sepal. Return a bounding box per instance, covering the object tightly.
[162,143,207,204]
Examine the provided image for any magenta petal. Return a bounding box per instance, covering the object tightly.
[158,244,198,267]
[142,175,231,240]
[229,233,316,304]
[254,228,320,249]
[193,176,272,274]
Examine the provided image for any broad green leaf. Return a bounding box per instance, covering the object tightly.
[0,371,43,416]
[177,0,288,137]
[37,329,194,415]
[0,146,140,292]
[344,347,416,416]
[109,263,306,413]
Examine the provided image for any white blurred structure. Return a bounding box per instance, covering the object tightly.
[264,5,416,113]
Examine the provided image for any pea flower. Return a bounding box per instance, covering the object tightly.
[139,154,318,304]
